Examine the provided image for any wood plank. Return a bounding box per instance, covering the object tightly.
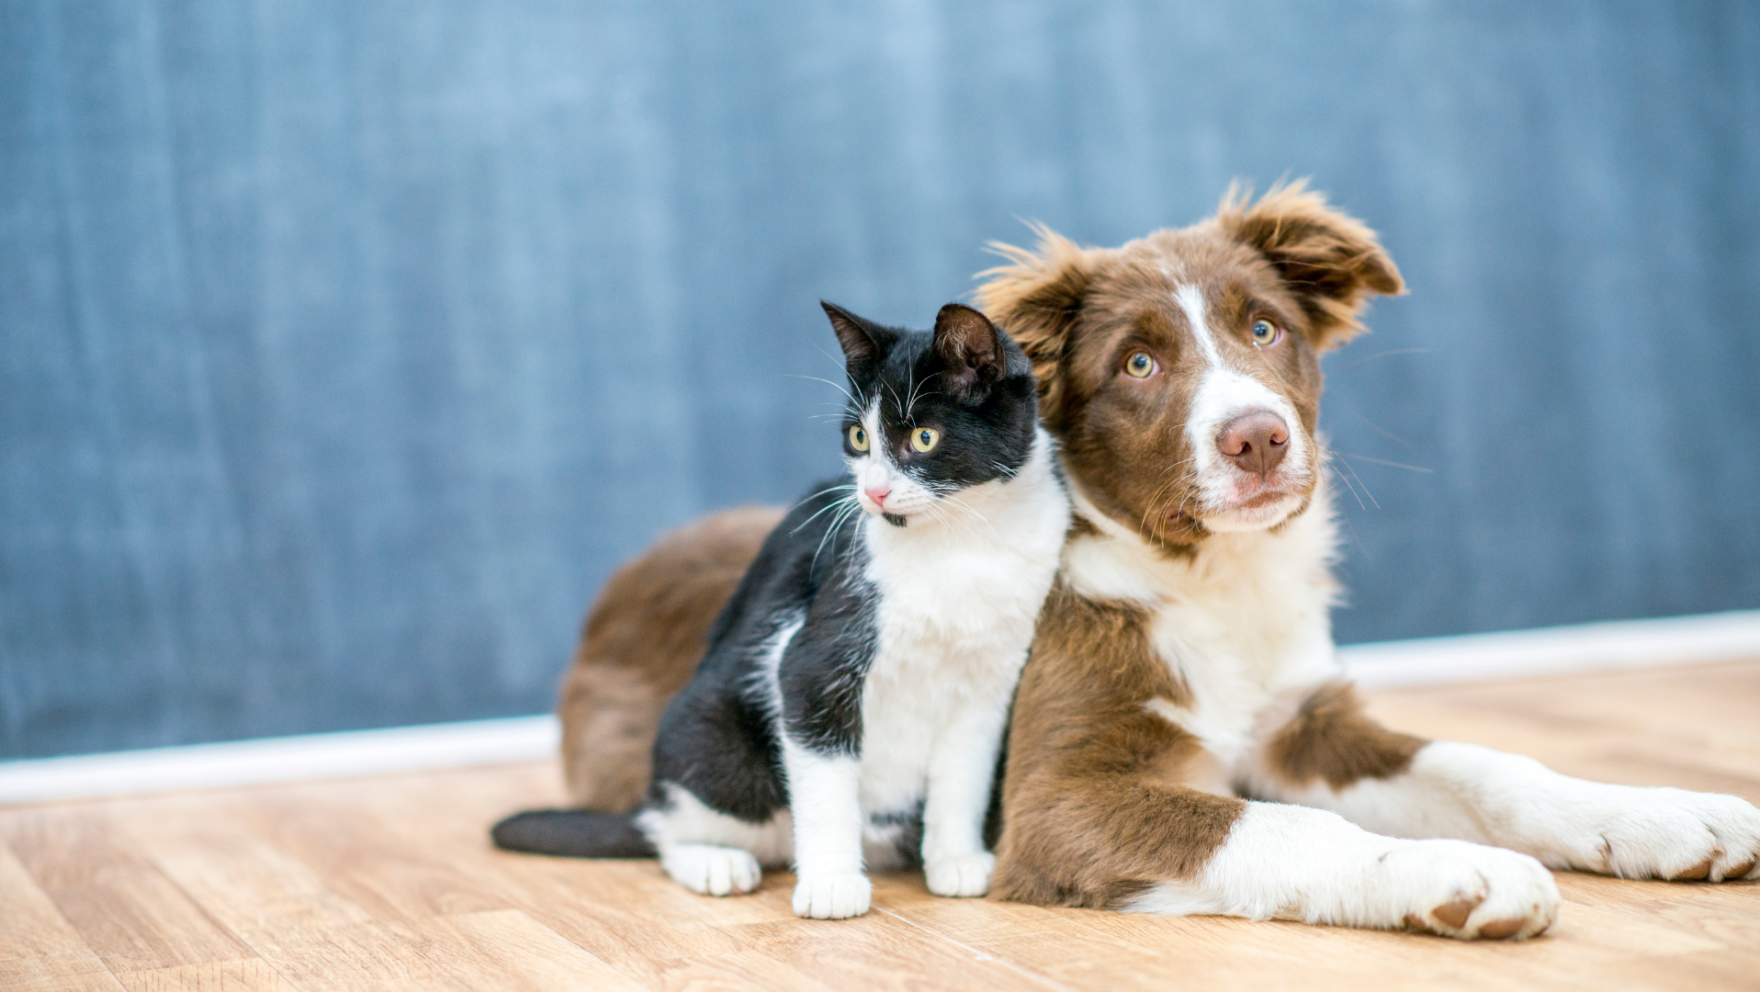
[0,807,262,977]
[0,955,128,992]
[0,839,128,990]
[230,775,844,990]
[0,837,111,961]
[110,959,287,992]
[406,910,658,992]
[118,808,464,992]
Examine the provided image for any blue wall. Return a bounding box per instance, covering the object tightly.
[4,1,1758,759]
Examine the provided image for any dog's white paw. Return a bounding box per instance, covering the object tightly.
[925,851,995,898]
[1378,840,1559,940]
[1538,787,1760,882]
[660,843,763,897]
[792,871,872,919]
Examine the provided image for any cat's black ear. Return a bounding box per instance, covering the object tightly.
[821,301,888,376]
[931,303,1005,401]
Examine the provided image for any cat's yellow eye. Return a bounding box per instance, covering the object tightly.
[1251,319,1281,347]
[910,427,940,453]
[1124,351,1157,378]
[848,425,869,452]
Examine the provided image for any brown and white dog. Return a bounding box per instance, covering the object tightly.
[552,184,1760,939]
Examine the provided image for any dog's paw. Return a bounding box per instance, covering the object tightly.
[1380,840,1559,940]
[925,852,995,898]
[1537,787,1760,882]
[792,871,872,919]
[660,843,762,897]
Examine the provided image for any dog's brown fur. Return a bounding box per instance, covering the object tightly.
[558,505,781,811]
[977,183,1407,906]
[1265,682,1426,790]
[990,581,1245,907]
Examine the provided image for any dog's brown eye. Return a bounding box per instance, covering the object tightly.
[1251,319,1281,347]
[1124,352,1157,378]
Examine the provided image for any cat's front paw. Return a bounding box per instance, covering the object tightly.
[792,872,872,919]
[1381,841,1559,940]
[925,851,995,898]
[1541,787,1760,882]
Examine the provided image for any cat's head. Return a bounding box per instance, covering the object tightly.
[821,301,1040,527]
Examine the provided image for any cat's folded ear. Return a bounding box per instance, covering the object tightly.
[931,303,1008,402]
[821,301,892,377]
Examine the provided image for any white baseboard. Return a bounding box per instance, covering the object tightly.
[3,609,1756,807]
[1339,609,1760,688]
[0,715,559,807]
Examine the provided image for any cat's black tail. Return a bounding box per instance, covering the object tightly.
[490,808,656,858]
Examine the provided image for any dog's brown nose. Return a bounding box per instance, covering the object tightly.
[1216,410,1290,479]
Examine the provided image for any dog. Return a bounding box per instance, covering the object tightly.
[549,183,1760,939]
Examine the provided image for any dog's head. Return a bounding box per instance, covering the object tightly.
[976,182,1403,552]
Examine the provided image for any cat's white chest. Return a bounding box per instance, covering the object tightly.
[852,472,1068,815]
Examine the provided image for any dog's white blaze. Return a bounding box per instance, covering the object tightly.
[1171,284,1312,531]
[1174,285,1224,368]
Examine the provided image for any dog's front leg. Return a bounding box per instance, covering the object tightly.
[1127,799,1560,939]
[995,694,1557,939]
[1249,681,1760,883]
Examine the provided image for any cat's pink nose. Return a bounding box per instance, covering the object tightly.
[864,484,890,508]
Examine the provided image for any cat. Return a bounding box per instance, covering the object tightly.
[492,301,1071,919]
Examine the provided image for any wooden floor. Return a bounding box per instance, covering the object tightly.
[5,660,1760,992]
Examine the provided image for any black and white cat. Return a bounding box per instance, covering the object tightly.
[493,301,1069,919]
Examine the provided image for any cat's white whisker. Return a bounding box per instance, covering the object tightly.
[905,371,942,421]
[785,373,863,409]
[793,491,860,536]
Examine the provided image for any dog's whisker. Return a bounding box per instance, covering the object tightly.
[1327,463,1369,513]
[1335,454,1381,510]
[1330,449,1434,474]
[1334,401,1417,449]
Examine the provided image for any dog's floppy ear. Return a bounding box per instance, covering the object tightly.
[973,224,1093,428]
[1216,180,1404,350]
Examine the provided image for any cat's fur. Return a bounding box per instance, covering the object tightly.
[493,302,1070,919]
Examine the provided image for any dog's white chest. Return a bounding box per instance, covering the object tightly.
[1061,502,1344,788]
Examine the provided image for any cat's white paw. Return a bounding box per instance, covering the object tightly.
[1537,787,1760,882]
[792,871,872,919]
[1379,841,1559,940]
[660,843,763,897]
[925,851,995,898]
